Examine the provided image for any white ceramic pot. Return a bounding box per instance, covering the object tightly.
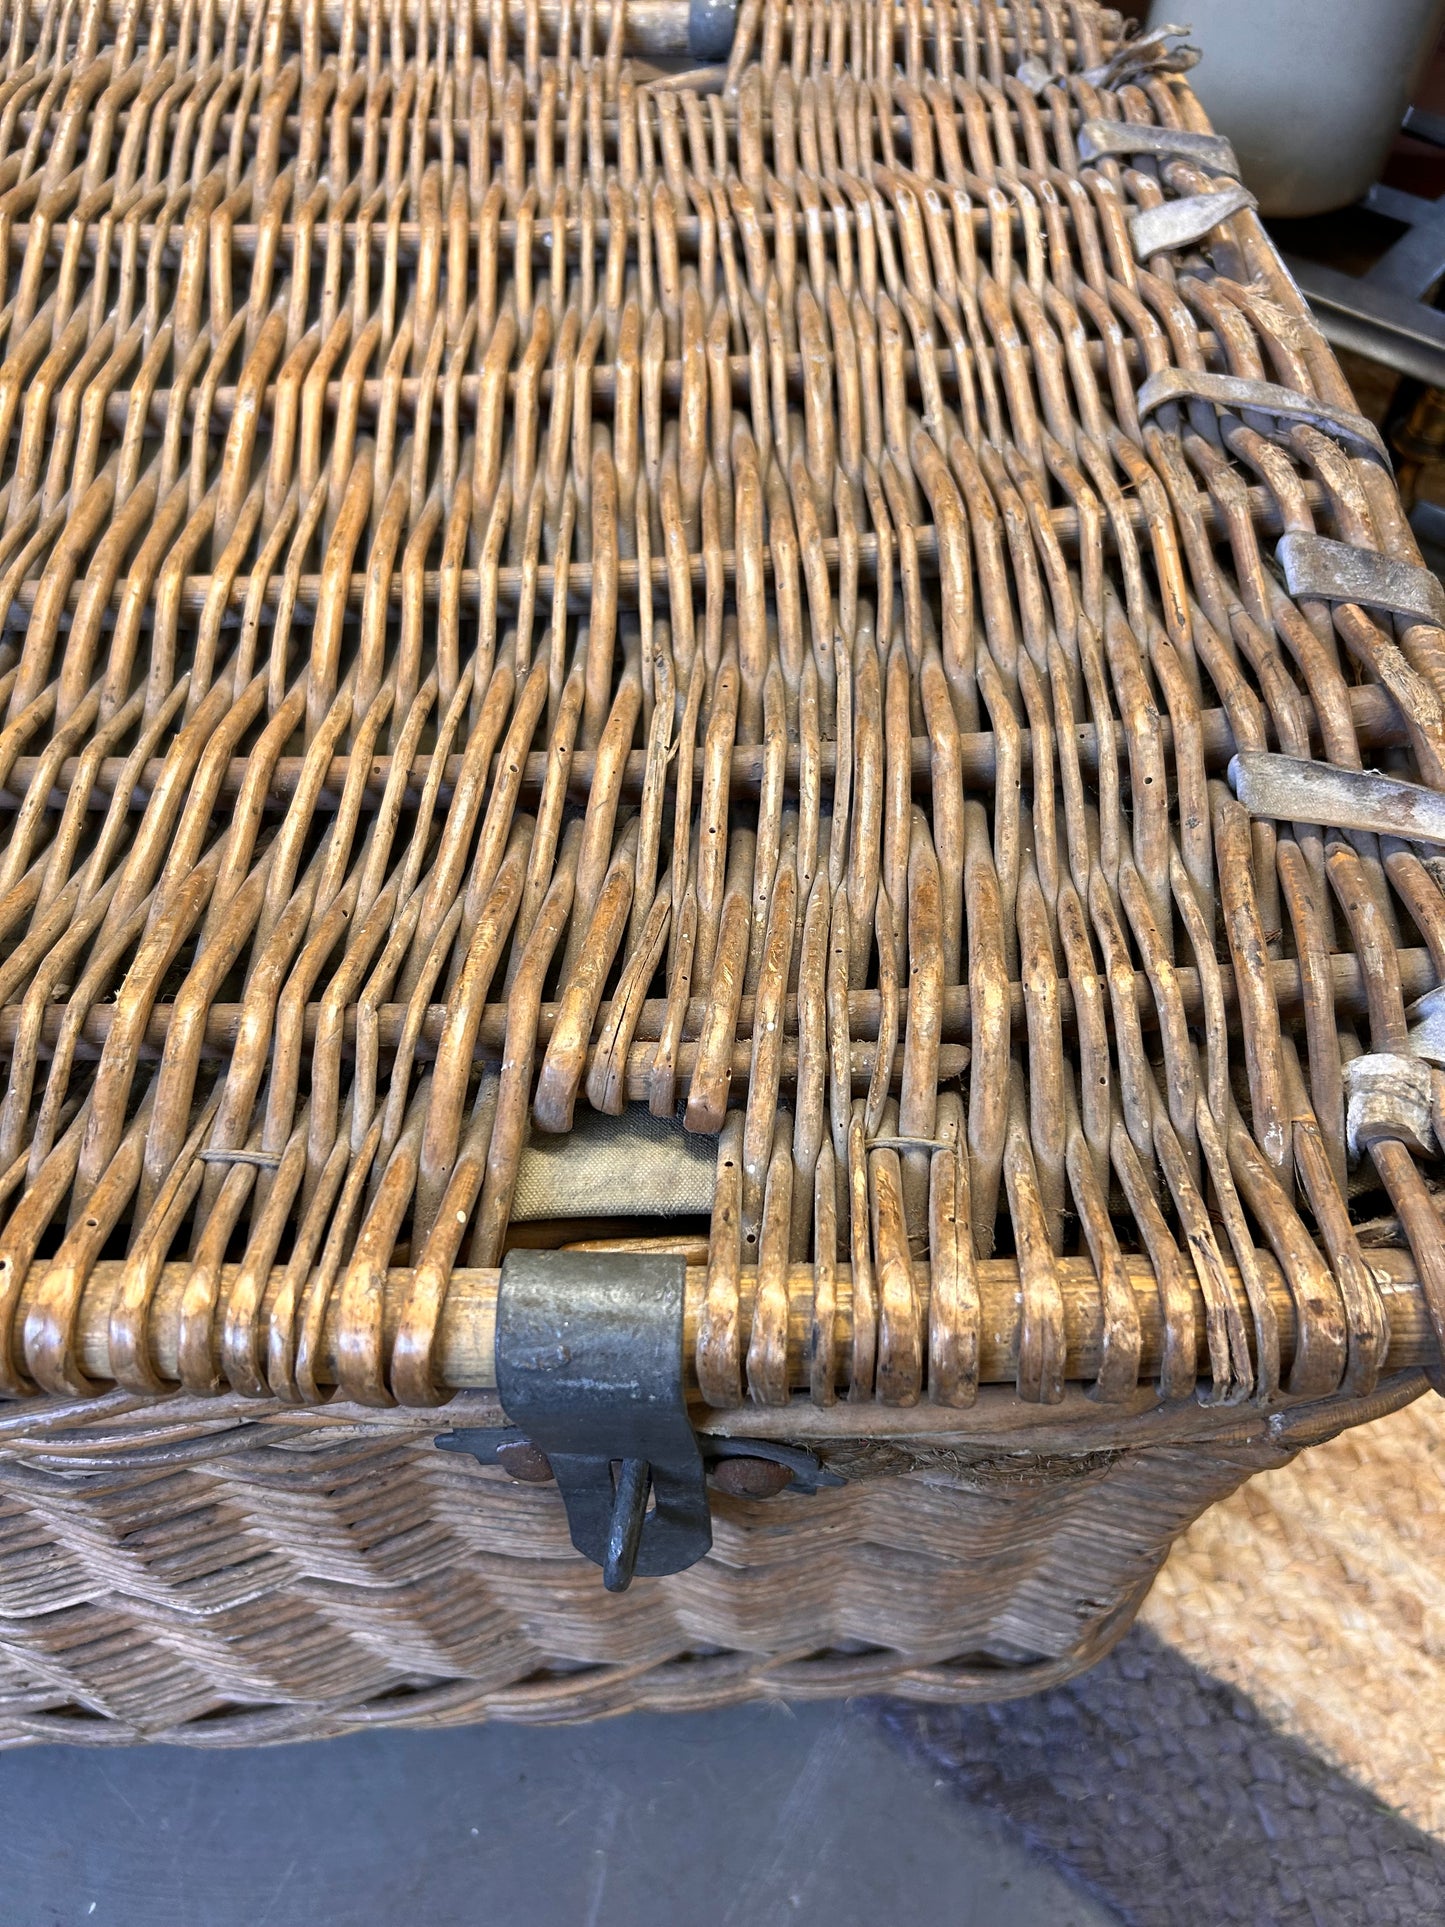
[1148,0,1445,215]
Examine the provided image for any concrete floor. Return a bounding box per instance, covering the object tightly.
[5,1702,1117,1926]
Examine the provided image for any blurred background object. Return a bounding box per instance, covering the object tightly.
[1126,2,1445,547]
[1144,0,1445,216]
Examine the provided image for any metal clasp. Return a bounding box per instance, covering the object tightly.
[457,1250,711,1592]
[436,1250,843,1591]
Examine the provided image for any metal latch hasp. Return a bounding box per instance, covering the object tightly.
[478,1250,711,1592]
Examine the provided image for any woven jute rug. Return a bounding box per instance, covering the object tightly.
[884,1398,1445,1925]
[1146,1390,1445,1842]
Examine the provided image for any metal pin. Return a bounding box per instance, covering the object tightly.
[604,1458,652,1592]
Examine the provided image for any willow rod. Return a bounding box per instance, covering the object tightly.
[0,477,1311,633]
[0,679,1407,815]
[85,336,1231,430]
[44,1249,1441,1401]
[4,944,1435,1063]
[17,0,1082,44]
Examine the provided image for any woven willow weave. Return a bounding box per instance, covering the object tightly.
[0,0,1439,1737]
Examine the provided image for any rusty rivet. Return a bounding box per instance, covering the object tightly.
[495,1439,556,1484]
[710,1455,793,1498]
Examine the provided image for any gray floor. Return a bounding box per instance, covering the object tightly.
[6,1702,1116,1927]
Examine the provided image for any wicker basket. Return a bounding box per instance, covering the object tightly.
[0,0,1439,1744]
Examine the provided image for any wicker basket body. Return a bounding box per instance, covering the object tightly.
[0,0,1440,1740]
[0,1378,1420,1746]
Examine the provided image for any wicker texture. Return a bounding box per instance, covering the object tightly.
[880,1394,1445,1922]
[0,0,1439,1730]
[0,0,1440,1410]
[0,1382,1401,1745]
